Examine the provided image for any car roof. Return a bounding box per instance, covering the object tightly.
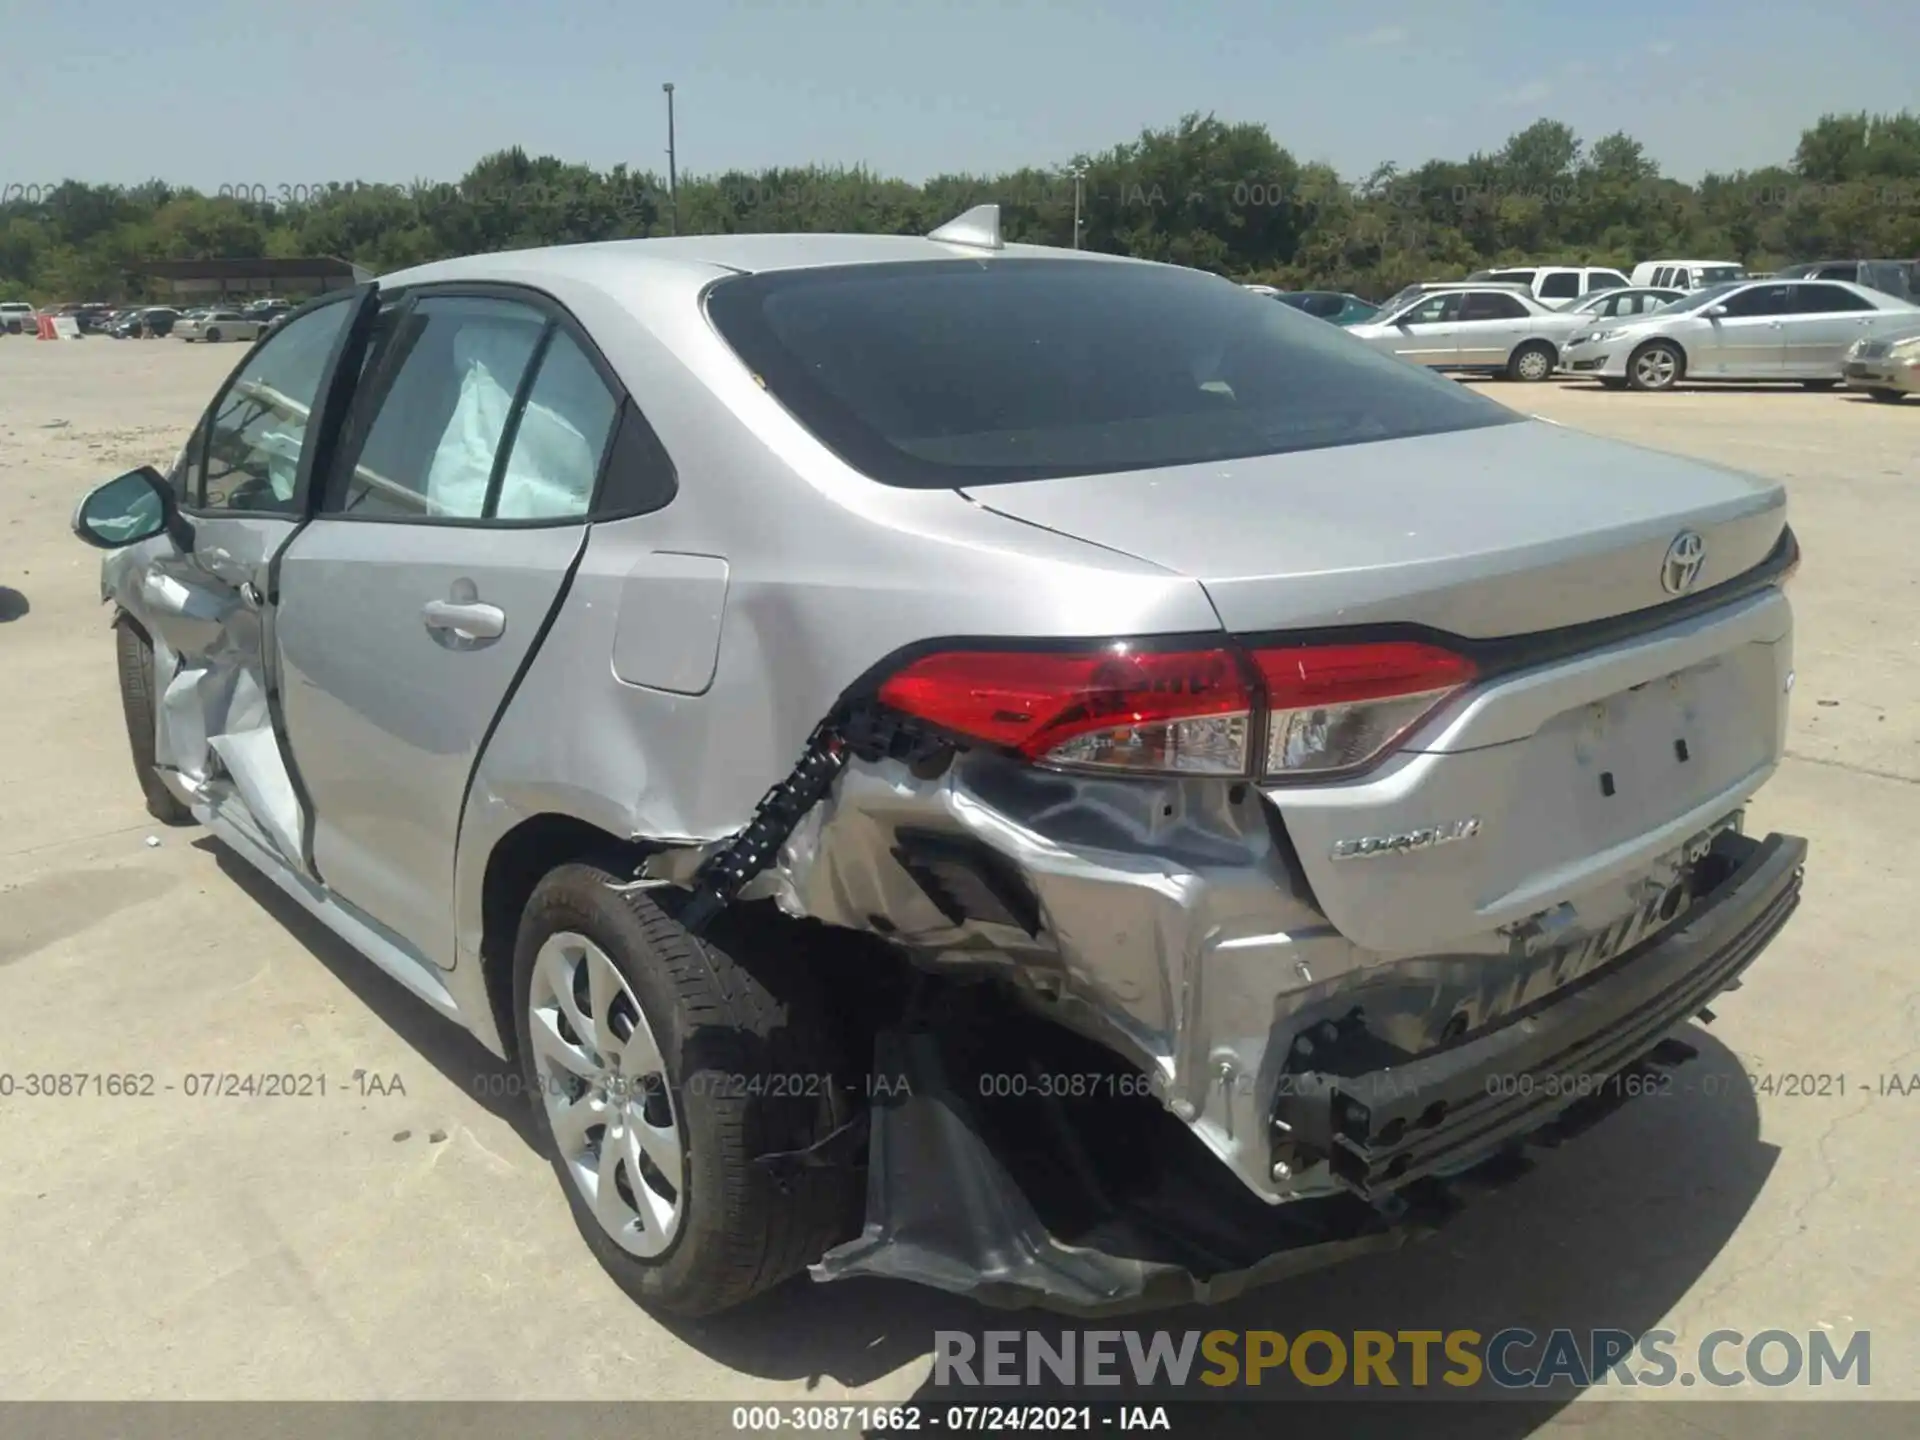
[380,232,1146,293]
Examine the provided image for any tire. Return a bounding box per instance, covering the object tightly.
[1507,340,1557,382]
[1867,388,1907,404]
[512,865,859,1317]
[113,615,195,826]
[1627,340,1684,391]
[205,328,222,343]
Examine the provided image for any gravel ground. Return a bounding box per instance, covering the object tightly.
[0,336,1915,1429]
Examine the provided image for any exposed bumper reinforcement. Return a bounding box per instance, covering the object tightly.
[1285,830,1805,1200]
[810,830,1805,1315]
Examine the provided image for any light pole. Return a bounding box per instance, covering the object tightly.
[663,82,678,235]
[1070,164,1086,248]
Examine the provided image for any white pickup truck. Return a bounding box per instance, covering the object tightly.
[0,301,37,335]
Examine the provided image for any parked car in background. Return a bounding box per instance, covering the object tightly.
[1775,260,1916,303]
[0,301,35,335]
[1348,284,1584,379]
[1843,325,1920,402]
[65,214,1809,1319]
[1629,260,1747,292]
[113,307,181,338]
[1562,287,1684,322]
[175,309,265,343]
[1271,290,1380,325]
[1240,284,1283,297]
[1374,279,1534,316]
[1560,278,1920,390]
[1465,265,1631,306]
[74,304,115,334]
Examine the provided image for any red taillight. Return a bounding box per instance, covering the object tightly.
[876,646,1254,774]
[877,637,1477,779]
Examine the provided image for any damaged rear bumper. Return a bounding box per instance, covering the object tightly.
[809,829,1805,1314]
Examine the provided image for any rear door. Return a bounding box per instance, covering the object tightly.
[272,288,623,966]
[100,287,377,869]
[1453,289,1531,364]
[1778,282,1880,373]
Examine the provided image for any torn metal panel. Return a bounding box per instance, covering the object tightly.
[751,741,1781,1209]
[810,1024,1431,1315]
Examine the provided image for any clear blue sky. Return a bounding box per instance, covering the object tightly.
[4,0,1916,191]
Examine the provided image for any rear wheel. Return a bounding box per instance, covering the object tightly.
[1627,341,1683,391]
[113,615,194,826]
[1867,387,1907,404]
[512,865,859,1317]
[1507,341,1557,382]
[205,328,222,343]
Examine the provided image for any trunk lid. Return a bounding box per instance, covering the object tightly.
[964,417,1794,955]
[961,418,1786,638]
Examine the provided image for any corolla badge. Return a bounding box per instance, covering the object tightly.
[1331,818,1481,861]
[1661,530,1706,595]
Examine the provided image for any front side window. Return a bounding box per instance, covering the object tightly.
[196,295,353,513]
[1589,271,1629,292]
[1400,293,1465,325]
[1720,284,1792,318]
[706,260,1517,488]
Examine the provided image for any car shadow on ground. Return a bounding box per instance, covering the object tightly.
[0,587,29,622]
[196,833,1775,1431]
[197,836,540,1150]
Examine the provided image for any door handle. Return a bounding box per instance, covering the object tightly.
[422,599,506,640]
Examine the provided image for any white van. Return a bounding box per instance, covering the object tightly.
[1630,260,1747,291]
[1465,265,1631,306]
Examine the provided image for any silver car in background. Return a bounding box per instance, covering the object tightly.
[1347,283,1585,380]
[175,308,266,343]
[70,211,1807,1319]
[1561,277,1920,390]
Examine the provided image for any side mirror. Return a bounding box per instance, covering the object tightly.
[71,466,189,550]
[1704,304,1729,318]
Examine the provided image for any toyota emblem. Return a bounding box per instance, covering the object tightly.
[1661,530,1705,595]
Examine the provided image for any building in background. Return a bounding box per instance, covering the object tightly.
[132,257,371,304]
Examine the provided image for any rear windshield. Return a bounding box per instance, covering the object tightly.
[704,259,1518,488]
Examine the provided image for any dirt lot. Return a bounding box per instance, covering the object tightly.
[1,338,1916,1421]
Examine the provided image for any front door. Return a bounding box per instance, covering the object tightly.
[1379,292,1463,366]
[1695,283,1788,377]
[102,288,376,871]
[273,291,623,967]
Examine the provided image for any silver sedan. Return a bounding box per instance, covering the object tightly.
[175,309,267,343]
[1560,279,1920,390]
[1346,285,1585,380]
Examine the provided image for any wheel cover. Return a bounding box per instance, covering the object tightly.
[1517,348,1550,380]
[1635,347,1676,386]
[528,931,684,1257]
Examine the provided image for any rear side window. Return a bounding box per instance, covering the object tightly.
[705,259,1517,488]
[493,329,619,520]
[1460,291,1527,320]
[1792,283,1874,313]
[326,295,546,519]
